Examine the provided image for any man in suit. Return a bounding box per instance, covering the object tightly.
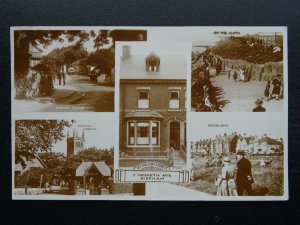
[236,150,253,196]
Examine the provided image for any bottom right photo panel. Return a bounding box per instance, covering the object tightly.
[186,113,287,199]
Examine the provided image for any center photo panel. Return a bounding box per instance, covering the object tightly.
[114,41,191,184]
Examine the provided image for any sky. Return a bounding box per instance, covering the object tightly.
[52,117,115,156]
[38,27,284,55]
[189,113,285,141]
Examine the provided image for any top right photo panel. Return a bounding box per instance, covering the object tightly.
[191,28,286,112]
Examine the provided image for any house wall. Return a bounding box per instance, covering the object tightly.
[120,80,186,153]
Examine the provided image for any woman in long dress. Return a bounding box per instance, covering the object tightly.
[216,156,238,196]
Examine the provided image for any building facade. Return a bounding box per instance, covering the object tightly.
[210,133,239,155]
[119,46,187,157]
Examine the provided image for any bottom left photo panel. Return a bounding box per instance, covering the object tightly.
[12,118,146,200]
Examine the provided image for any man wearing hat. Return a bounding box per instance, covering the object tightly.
[252,98,266,112]
[236,150,253,196]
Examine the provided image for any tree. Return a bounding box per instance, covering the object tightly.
[87,48,114,75]
[15,120,73,167]
[62,147,114,177]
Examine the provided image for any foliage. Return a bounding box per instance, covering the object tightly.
[15,167,46,188]
[212,36,283,64]
[189,156,284,196]
[87,48,114,75]
[15,120,73,167]
[62,147,114,177]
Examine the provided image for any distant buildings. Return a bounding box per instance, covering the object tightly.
[29,42,43,68]
[251,32,283,46]
[193,133,283,156]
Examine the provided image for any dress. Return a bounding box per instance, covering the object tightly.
[216,163,238,196]
[272,78,281,95]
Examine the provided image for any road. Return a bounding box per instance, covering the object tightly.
[14,74,114,112]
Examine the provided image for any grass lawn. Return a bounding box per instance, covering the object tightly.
[186,156,284,196]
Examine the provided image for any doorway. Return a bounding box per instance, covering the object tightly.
[170,121,180,149]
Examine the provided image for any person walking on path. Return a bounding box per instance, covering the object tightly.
[233,69,238,82]
[236,150,254,196]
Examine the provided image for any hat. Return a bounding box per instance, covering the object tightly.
[255,99,263,105]
[223,156,231,162]
[236,150,245,156]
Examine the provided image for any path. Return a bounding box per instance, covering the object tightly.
[211,70,283,112]
[174,150,186,166]
[14,74,114,112]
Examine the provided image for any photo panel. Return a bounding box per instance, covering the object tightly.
[114,41,191,183]
[187,113,288,200]
[12,115,147,200]
[189,27,287,112]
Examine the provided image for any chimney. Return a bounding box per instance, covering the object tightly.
[122,45,131,59]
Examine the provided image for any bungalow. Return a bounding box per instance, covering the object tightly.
[253,136,283,154]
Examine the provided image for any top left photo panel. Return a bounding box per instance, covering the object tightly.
[11,28,147,112]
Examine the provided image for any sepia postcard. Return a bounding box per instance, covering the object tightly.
[11,26,288,200]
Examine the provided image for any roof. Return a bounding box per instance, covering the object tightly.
[145,52,160,61]
[239,136,256,144]
[71,57,88,65]
[121,54,187,80]
[214,134,237,142]
[257,137,282,145]
[76,161,111,177]
[125,110,163,120]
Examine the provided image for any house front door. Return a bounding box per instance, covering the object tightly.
[170,121,180,150]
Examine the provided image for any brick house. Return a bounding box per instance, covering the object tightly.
[119,45,187,158]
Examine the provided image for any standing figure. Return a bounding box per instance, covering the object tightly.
[233,69,238,82]
[264,81,271,101]
[216,156,238,196]
[271,74,282,100]
[236,150,254,196]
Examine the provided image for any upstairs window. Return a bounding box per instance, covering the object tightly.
[138,90,149,109]
[169,90,180,109]
[145,52,160,72]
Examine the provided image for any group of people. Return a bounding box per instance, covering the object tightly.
[228,66,249,82]
[263,74,283,101]
[216,150,254,196]
[192,51,223,112]
[251,74,283,112]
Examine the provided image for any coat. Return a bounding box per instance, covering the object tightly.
[236,157,253,187]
